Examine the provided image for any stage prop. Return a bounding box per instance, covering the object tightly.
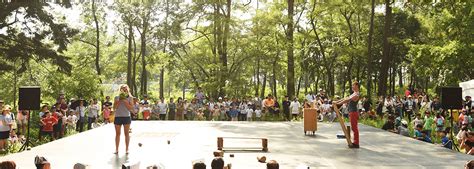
[303,108,317,135]
[217,137,268,152]
[333,103,352,146]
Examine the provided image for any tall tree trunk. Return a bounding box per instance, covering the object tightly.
[160,68,164,99]
[140,15,148,97]
[132,31,138,96]
[286,0,295,99]
[366,0,376,100]
[297,76,302,98]
[272,59,277,99]
[378,0,392,97]
[126,21,133,92]
[92,0,102,97]
[398,67,403,88]
[255,60,260,97]
[216,0,231,97]
[160,0,169,99]
[13,66,17,109]
[391,66,396,96]
[261,72,267,98]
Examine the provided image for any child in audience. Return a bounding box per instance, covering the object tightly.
[246,105,254,121]
[413,114,423,128]
[103,104,111,124]
[440,129,452,149]
[435,113,445,137]
[40,112,58,141]
[423,112,434,139]
[255,106,262,121]
[66,110,77,133]
[219,105,227,121]
[212,105,220,121]
[414,124,431,143]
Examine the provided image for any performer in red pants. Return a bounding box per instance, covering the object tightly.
[335,81,360,148]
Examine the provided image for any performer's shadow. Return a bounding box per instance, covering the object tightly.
[108,154,130,168]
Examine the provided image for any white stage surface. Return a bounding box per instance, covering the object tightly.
[0,121,471,168]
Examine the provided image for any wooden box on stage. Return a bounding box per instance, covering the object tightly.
[303,108,317,135]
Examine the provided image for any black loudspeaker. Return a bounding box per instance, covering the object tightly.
[441,87,462,109]
[19,86,41,110]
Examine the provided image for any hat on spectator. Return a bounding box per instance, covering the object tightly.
[218,97,222,100]
[2,105,11,111]
[401,120,408,126]
[0,100,4,103]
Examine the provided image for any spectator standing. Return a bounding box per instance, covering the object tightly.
[40,111,58,141]
[38,105,49,141]
[75,100,87,133]
[168,98,176,120]
[239,101,248,121]
[52,104,64,139]
[152,100,160,120]
[290,98,300,120]
[176,97,185,121]
[16,109,28,138]
[229,106,239,121]
[431,97,442,113]
[246,105,253,121]
[158,98,168,120]
[404,95,416,122]
[195,87,205,106]
[87,99,99,130]
[0,106,14,152]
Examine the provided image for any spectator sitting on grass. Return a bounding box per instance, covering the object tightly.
[397,120,410,137]
[414,124,432,143]
[440,128,452,149]
[382,114,396,133]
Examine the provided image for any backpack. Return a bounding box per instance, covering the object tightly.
[437,118,444,127]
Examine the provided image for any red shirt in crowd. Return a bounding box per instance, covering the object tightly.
[42,117,58,132]
[405,90,411,97]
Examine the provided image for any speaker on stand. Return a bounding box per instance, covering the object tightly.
[18,86,41,151]
[441,87,462,151]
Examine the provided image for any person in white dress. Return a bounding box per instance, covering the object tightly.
[289,98,301,120]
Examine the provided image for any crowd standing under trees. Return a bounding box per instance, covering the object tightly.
[0,85,473,156]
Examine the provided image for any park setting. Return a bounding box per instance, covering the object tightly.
[0,0,473,168]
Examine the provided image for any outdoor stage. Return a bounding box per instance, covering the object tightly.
[0,121,471,168]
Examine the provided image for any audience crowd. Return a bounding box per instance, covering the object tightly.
[0,86,473,168]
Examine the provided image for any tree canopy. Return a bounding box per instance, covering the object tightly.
[0,1,472,105]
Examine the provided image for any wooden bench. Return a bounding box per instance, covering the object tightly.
[217,137,268,152]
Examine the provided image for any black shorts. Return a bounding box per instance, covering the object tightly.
[41,131,53,137]
[114,117,131,125]
[466,140,474,148]
[0,131,9,139]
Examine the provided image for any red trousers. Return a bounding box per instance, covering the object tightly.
[349,111,359,145]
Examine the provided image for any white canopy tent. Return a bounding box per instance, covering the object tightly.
[459,79,474,98]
